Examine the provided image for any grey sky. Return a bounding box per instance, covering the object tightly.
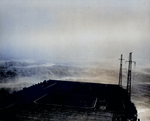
[0,0,150,65]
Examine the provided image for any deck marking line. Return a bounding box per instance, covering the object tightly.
[34,94,48,103]
[43,83,57,90]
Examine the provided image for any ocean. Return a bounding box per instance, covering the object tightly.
[0,60,149,121]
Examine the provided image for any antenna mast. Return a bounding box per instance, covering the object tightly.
[119,54,124,87]
[126,52,136,99]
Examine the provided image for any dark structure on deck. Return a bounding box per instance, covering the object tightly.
[0,53,139,121]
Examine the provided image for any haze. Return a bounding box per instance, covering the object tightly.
[0,0,150,66]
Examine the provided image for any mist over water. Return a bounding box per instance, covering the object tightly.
[0,1,150,120]
[0,60,150,120]
[0,60,119,91]
[131,68,150,121]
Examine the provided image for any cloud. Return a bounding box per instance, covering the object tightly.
[0,0,150,65]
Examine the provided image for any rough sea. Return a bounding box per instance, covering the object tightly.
[0,60,149,121]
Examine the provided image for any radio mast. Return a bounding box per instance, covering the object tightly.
[126,52,136,98]
[119,54,124,87]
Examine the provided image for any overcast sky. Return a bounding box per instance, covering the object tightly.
[0,0,150,65]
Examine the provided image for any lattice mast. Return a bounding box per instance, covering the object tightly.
[126,52,136,99]
[119,54,124,87]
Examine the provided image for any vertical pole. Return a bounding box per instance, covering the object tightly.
[127,52,132,99]
[119,54,123,87]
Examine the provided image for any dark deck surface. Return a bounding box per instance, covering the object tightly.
[0,80,137,121]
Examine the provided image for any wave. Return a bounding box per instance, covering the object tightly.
[0,60,150,120]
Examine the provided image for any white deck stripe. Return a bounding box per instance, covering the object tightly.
[34,94,48,103]
[43,83,57,90]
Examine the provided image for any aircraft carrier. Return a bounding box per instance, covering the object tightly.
[0,53,139,121]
